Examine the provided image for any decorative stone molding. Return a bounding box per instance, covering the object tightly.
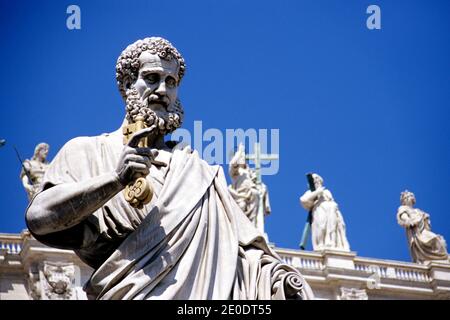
[276,247,450,299]
[338,287,368,300]
[0,230,92,300]
[27,270,41,300]
[1,231,450,300]
[42,261,75,300]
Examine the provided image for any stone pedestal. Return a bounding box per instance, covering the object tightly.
[322,250,357,270]
[428,261,450,297]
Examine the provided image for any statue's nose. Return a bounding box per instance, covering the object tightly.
[155,81,166,95]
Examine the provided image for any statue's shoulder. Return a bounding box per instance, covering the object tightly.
[56,135,106,159]
[397,205,411,214]
[397,205,417,221]
[22,159,32,169]
[301,189,313,197]
[64,135,97,148]
[167,140,223,173]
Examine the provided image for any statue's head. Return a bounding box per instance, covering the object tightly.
[116,37,186,135]
[312,173,324,189]
[400,190,416,207]
[235,143,247,167]
[33,143,49,162]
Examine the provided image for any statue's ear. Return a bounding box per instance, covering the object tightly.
[123,76,132,90]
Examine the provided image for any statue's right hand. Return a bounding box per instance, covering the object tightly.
[115,125,158,186]
[315,186,325,195]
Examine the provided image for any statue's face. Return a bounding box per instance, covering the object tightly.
[402,194,416,206]
[133,51,179,117]
[313,175,323,189]
[38,147,48,161]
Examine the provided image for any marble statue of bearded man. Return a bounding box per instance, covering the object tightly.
[26,37,313,300]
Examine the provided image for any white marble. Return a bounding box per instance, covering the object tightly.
[24,37,312,300]
[397,190,449,264]
[300,173,350,252]
[20,143,49,200]
[4,231,450,300]
[228,143,271,234]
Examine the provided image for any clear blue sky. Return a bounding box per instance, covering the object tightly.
[0,0,449,263]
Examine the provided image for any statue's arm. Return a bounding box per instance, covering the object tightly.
[228,185,240,197]
[263,186,271,215]
[21,174,33,192]
[20,161,33,190]
[397,207,419,227]
[26,172,124,235]
[300,187,324,210]
[26,126,158,236]
[300,191,314,211]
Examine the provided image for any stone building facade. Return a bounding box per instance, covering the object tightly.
[1,230,449,300]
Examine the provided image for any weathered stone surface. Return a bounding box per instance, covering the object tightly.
[397,190,449,264]
[3,231,450,300]
[24,37,312,300]
[300,173,350,252]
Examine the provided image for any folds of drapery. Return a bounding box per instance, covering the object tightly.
[34,131,313,300]
[397,207,448,263]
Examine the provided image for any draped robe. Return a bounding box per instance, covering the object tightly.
[300,189,350,252]
[397,205,448,264]
[28,129,313,300]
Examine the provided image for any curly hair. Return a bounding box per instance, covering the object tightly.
[116,37,186,100]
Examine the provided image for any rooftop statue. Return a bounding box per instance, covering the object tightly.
[228,143,271,234]
[300,173,350,252]
[397,190,449,264]
[20,143,50,200]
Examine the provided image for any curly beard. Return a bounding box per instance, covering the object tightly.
[124,86,184,136]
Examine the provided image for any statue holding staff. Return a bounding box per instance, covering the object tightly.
[20,143,50,200]
[300,173,350,252]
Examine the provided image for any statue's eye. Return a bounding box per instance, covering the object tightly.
[145,73,159,84]
[166,77,176,88]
